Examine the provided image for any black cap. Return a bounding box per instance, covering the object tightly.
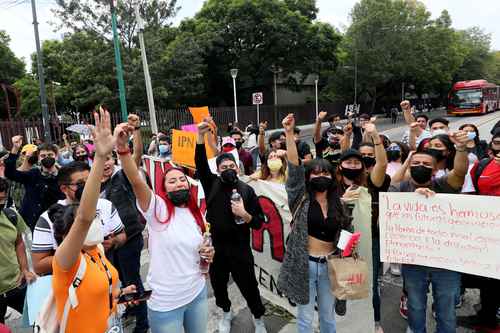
[339,148,363,163]
[216,153,236,167]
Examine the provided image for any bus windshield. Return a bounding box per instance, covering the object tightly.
[450,88,482,108]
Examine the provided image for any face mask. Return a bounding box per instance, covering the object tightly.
[267,159,283,172]
[428,148,446,162]
[362,156,376,168]
[84,217,104,246]
[279,142,286,150]
[341,167,363,180]
[220,169,238,185]
[159,144,170,155]
[222,146,234,153]
[386,150,401,162]
[309,176,332,193]
[491,148,500,158]
[410,165,433,184]
[28,155,39,165]
[235,141,243,149]
[167,189,190,206]
[431,128,448,136]
[74,183,85,201]
[75,154,87,162]
[41,157,56,169]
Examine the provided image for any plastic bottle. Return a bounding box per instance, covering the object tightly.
[200,223,212,274]
[231,189,245,225]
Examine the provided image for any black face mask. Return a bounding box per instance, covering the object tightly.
[279,142,287,150]
[74,183,85,201]
[428,149,446,162]
[309,176,333,193]
[75,155,88,162]
[28,155,39,165]
[235,141,243,149]
[410,165,433,184]
[386,151,401,162]
[490,147,500,158]
[220,169,238,185]
[341,167,363,180]
[167,189,190,206]
[362,156,376,168]
[41,157,56,169]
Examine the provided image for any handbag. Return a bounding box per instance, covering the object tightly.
[34,255,87,333]
[327,252,369,300]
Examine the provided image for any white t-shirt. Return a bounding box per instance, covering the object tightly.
[138,193,205,312]
[32,198,124,252]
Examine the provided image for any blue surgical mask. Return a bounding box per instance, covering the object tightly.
[159,144,170,155]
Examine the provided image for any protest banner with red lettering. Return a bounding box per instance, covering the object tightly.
[379,192,500,279]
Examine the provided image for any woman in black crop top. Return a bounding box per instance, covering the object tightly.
[277,114,349,333]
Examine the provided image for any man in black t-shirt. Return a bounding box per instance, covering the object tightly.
[293,127,312,162]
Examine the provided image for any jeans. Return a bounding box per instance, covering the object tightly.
[115,235,149,331]
[403,265,460,333]
[148,285,208,333]
[297,259,336,333]
[0,283,26,324]
[372,237,381,322]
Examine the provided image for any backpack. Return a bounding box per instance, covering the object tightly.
[472,158,493,194]
[33,255,87,333]
[2,208,18,227]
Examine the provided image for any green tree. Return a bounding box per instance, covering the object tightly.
[485,51,500,84]
[0,31,25,83]
[453,27,492,81]
[13,75,42,117]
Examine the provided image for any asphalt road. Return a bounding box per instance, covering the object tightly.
[6,109,500,333]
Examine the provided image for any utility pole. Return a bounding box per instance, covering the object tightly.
[30,0,51,142]
[111,0,128,121]
[135,6,158,134]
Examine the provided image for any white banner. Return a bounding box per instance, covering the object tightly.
[379,192,500,279]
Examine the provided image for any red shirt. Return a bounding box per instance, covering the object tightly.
[471,160,500,196]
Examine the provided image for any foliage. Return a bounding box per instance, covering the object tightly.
[485,51,500,84]
[13,75,42,117]
[0,31,25,84]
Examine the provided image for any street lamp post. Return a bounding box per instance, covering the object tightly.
[312,74,319,118]
[111,0,128,122]
[230,69,239,124]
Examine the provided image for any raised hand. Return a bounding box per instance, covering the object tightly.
[113,123,134,151]
[318,111,327,121]
[449,130,469,148]
[400,100,411,112]
[282,113,295,133]
[364,122,378,138]
[127,114,140,129]
[11,135,23,151]
[92,107,116,158]
[259,121,268,134]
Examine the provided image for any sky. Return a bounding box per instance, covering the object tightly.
[1,0,499,70]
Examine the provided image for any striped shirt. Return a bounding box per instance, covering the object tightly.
[32,199,124,253]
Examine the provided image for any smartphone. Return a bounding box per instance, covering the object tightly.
[342,232,361,257]
[118,290,152,304]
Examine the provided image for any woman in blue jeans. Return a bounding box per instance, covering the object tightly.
[115,123,214,333]
[277,114,351,332]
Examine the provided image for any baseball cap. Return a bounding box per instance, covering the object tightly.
[222,137,236,147]
[339,148,363,163]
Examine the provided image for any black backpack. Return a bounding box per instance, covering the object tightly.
[2,207,18,227]
[472,157,493,193]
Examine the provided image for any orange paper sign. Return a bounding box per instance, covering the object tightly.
[171,129,215,169]
[188,106,210,124]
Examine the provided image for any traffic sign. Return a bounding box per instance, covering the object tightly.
[252,92,263,105]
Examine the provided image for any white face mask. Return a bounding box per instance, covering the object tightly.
[84,217,104,246]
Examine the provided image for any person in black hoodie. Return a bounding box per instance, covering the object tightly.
[4,136,65,230]
[195,120,267,333]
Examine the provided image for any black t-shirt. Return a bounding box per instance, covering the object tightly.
[368,174,391,238]
[315,138,328,158]
[307,199,339,242]
[388,175,458,195]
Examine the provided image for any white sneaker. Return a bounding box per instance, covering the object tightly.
[390,263,401,276]
[218,311,233,333]
[254,318,267,333]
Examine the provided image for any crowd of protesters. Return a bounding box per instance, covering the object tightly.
[0,99,498,333]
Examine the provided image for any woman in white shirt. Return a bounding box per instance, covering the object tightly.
[113,123,214,333]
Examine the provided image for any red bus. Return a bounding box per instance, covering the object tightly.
[447,79,500,115]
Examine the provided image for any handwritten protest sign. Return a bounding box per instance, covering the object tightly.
[189,106,210,124]
[379,192,500,279]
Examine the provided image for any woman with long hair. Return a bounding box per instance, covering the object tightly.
[459,123,489,160]
[113,122,214,333]
[278,114,350,333]
[51,109,135,333]
[250,149,287,184]
[428,134,456,178]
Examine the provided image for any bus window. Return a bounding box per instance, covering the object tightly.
[450,89,482,108]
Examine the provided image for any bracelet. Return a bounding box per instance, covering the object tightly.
[117,148,131,155]
[456,147,467,152]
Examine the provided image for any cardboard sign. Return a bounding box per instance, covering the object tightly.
[188,106,210,124]
[171,129,215,168]
[379,192,500,279]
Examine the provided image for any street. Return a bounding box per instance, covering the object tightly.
[6,109,500,333]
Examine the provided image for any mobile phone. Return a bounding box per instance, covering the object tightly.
[342,232,361,257]
[118,290,152,304]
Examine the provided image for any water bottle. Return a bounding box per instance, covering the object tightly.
[231,189,245,225]
[199,232,212,274]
